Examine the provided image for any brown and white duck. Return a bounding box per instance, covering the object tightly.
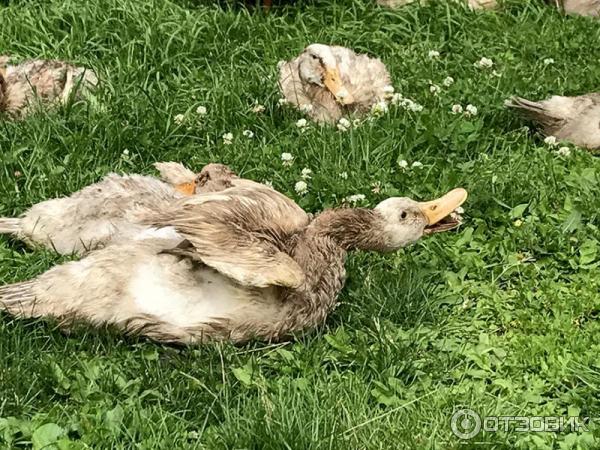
[278,44,391,123]
[376,0,497,10]
[0,56,98,118]
[0,179,467,344]
[553,0,600,17]
[506,93,600,150]
[0,162,235,255]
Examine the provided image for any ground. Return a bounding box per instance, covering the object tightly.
[1,0,600,448]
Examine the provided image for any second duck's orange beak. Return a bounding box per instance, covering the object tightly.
[323,67,353,105]
[175,181,196,195]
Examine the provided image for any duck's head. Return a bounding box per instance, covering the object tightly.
[314,188,468,252]
[174,163,238,195]
[372,188,468,251]
[297,44,354,105]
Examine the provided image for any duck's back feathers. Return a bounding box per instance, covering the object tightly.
[332,46,391,114]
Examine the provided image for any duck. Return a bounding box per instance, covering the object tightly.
[0,162,237,255]
[376,0,497,10]
[0,56,98,118]
[0,180,467,344]
[553,0,599,17]
[278,44,391,123]
[506,93,600,150]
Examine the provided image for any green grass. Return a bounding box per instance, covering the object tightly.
[1,0,600,448]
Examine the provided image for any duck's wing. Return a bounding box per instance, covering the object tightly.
[145,185,310,289]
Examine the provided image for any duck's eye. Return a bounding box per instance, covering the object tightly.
[310,54,319,60]
[400,211,408,220]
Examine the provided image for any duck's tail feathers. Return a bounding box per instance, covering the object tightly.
[505,96,558,124]
[0,280,39,318]
[0,217,22,235]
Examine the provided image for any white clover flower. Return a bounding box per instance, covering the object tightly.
[544,136,558,147]
[277,60,286,70]
[451,104,463,114]
[294,180,308,195]
[491,70,501,78]
[301,167,312,179]
[401,99,423,112]
[196,105,207,115]
[122,149,130,156]
[281,152,294,166]
[300,104,313,113]
[296,118,308,128]
[556,146,571,157]
[252,104,266,113]
[383,85,395,98]
[475,57,494,69]
[222,132,234,145]
[339,171,348,180]
[263,180,274,188]
[428,50,440,59]
[543,58,555,66]
[513,219,523,227]
[371,182,382,194]
[346,194,366,204]
[278,98,288,106]
[352,118,362,128]
[411,161,423,168]
[390,93,403,105]
[174,113,185,124]
[455,206,465,215]
[465,104,478,117]
[242,130,254,139]
[398,159,409,169]
[337,117,351,132]
[429,84,441,96]
[443,76,455,87]
[371,100,389,116]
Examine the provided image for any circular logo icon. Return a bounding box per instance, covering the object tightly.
[451,408,481,440]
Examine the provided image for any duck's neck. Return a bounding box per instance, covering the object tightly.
[306,208,387,252]
[282,208,385,330]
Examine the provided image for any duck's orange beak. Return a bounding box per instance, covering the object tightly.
[323,67,353,105]
[175,181,196,195]
[419,188,468,233]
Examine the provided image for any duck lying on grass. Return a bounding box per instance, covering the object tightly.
[506,93,600,150]
[376,0,497,10]
[0,171,467,344]
[554,0,600,17]
[279,44,391,124]
[0,162,235,255]
[0,56,98,118]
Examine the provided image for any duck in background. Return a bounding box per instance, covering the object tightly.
[278,44,392,123]
[506,93,600,150]
[0,56,98,118]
